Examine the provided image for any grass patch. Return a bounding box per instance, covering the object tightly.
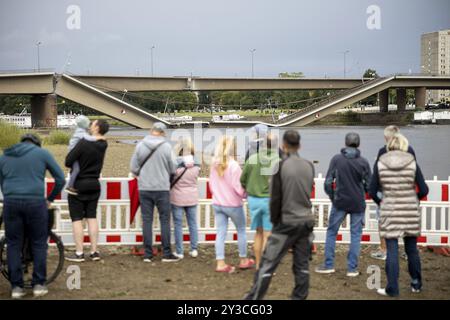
[43,130,71,146]
[0,120,24,151]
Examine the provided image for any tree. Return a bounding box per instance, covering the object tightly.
[361,69,379,106]
[363,68,379,78]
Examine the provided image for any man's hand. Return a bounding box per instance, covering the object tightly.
[47,201,52,209]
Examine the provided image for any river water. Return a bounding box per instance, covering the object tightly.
[110,125,450,180]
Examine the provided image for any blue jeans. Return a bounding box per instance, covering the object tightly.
[385,237,422,296]
[213,205,247,260]
[171,205,198,255]
[3,199,48,288]
[139,191,172,258]
[324,206,364,272]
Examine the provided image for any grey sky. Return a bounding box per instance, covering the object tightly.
[0,0,449,78]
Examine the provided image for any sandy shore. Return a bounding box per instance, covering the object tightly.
[46,135,211,178]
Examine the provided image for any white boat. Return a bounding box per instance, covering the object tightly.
[212,114,245,122]
[0,110,79,128]
[160,115,193,123]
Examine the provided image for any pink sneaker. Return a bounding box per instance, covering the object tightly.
[239,259,256,270]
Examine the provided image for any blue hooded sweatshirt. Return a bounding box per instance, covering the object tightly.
[0,142,65,201]
[324,147,371,213]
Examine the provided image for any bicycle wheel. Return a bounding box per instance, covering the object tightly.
[0,231,65,288]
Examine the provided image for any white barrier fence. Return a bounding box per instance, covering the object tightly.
[1,199,448,247]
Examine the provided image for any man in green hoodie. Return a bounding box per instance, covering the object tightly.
[0,133,65,299]
[241,133,280,270]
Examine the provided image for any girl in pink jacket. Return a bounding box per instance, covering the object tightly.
[209,136,255,273]
[170,138,200,259]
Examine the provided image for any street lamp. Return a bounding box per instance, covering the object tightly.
[151,46,155,76]
[340,50,349,78]
[36,41,42,72]
[250,49,256,78]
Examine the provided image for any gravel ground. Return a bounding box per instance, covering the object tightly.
[0,244,449,300]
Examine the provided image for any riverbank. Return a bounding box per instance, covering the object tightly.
[89,110,417,128]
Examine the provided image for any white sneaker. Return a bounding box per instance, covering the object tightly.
[33,284,48,298]
[377,288,388,296]
[11,287,26,299]
[346,271,360,277]
[411,287,421,293]
[189,250,198,258]
[143,258,152,263]
[173,252,184,259]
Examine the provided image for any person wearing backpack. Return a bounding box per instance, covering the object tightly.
[170,137,200,259]
[130,122,178,263]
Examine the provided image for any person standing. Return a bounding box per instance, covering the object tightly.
[240,133,279,269]
[370,125,416,261]
[65,115,97,195]
[64,119,109,263]
[170,137,200,259]
[245,130,315,300]
[209,136,254,273]
[0,133,65,298]
[369,133,428,297]
[315,132,371,277]
[130,122,179,262]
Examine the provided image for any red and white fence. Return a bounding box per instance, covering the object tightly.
[0,175,449,247]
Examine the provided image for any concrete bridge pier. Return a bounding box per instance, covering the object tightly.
[396,88,407,111]
[414,87,426,110]
[379,89,389,112]
[31,93,57,128]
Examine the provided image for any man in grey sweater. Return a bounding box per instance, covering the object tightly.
[130,122,178,262]
[245,130,315,300]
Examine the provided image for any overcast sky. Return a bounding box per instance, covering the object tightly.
[0,0,449,78]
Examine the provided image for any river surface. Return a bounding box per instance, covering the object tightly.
[109,125,450,180]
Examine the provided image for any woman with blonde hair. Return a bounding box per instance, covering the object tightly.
[369,133,428,297]
[209,136,254,273]
[170,137,200,259]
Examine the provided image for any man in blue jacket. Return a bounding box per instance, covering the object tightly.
[315,132,371,277]
[0,133,65,299]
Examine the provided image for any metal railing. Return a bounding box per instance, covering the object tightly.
[1,198,448,246]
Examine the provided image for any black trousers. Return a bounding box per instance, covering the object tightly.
[245,220,314,300]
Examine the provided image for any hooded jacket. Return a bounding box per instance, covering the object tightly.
[170,155,200,207]
[241,148,280,198]
[372,151,428,238]
[0,142,65,201]
[324,147,371,213]
[130,134,176,191]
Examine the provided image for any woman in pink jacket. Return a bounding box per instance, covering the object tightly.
[209,136,255,273]
[170,138,200,259]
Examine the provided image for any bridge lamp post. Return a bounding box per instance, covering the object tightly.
[341,50,349,78]
[250,49,256,78]
[151,46,155,76]
[36,41,42,72]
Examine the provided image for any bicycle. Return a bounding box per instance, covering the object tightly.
[0,206,65,288]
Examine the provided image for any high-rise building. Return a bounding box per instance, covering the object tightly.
[421,29,450,103]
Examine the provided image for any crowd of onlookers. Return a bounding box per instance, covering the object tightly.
[0,115,429,299]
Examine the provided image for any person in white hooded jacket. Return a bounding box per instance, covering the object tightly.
[170,137,200,259]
